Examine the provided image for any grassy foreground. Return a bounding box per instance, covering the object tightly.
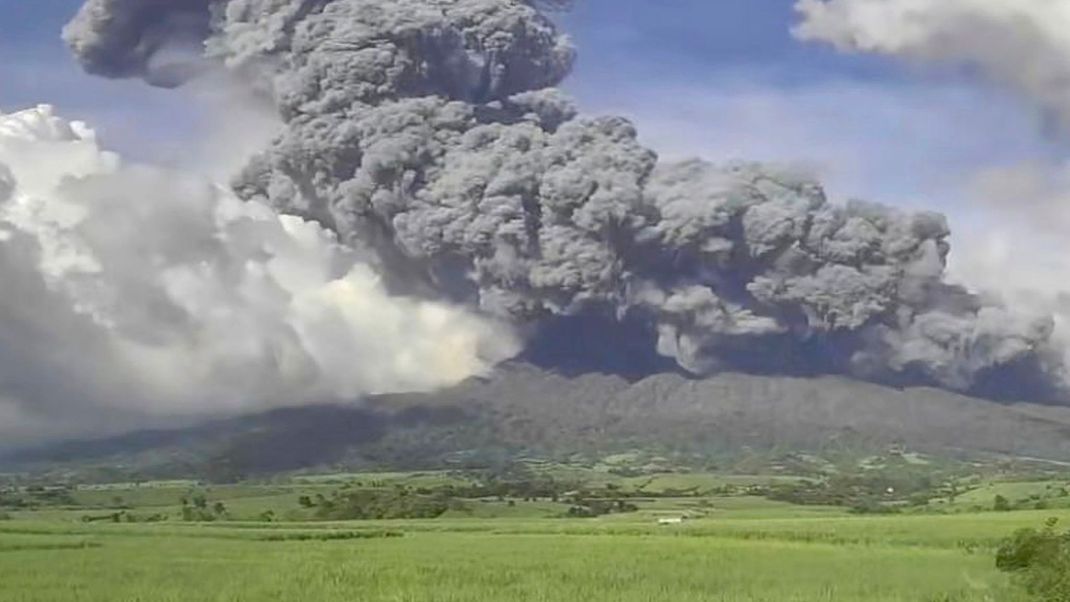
[6,463,1069,601]
[0,511,1051,602]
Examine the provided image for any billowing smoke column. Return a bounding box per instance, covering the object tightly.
[64,0,1068,401]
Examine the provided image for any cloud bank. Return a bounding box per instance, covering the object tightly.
[0,105,516,443]
[794,0,1070,131]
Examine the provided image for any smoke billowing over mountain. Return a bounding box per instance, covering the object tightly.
[56,0,1070,410]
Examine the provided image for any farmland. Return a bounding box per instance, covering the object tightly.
[1,465,1066,601]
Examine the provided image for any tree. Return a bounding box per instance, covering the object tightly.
[995,495,1012,512]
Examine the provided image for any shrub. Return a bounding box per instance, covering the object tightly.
[994,495,1012,512]
[311,490,452,521]
[997,519,1070,601]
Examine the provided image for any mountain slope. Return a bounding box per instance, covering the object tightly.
[381,363,1070,458]
[7,363,1070,478]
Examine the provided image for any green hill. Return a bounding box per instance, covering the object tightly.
[7,362,1070,481]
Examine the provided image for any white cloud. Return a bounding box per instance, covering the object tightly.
[950,160,1070,314]
[795,0,1070,130]
[0,106,518,441]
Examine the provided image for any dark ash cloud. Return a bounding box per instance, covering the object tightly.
[63,0,1069,402]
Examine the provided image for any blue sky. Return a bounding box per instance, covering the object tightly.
[560,1,1065,215]
[0,0,1064,219]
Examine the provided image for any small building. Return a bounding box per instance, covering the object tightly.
[658,517,685,525]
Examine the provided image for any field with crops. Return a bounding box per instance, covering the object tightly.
[2,469,1065,601]
[0,511,1050,602]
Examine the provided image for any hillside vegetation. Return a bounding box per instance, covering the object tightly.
[7,364,1070,482]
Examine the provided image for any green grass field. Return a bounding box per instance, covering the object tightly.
[0,506,1055,600]
[0,531,1023,601]
[2,471,1064,601]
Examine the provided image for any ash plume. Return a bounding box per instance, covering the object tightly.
[63,0,215,86]
[63,0,1069,402]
